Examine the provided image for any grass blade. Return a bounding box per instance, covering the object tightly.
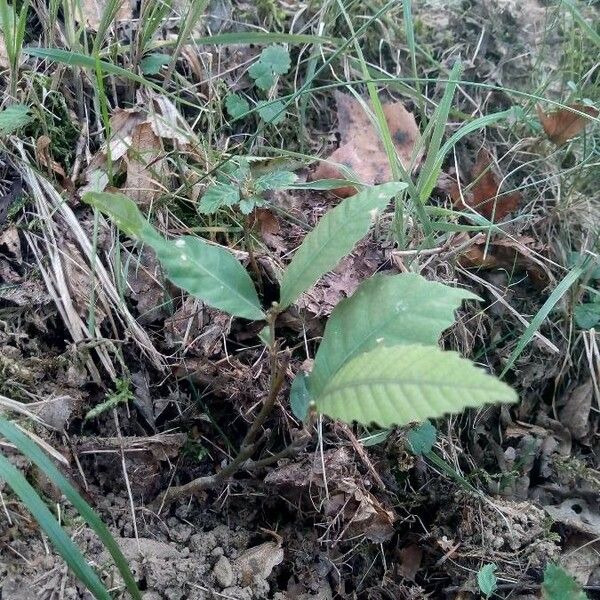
[0,449,111,600]
[500,264,585,376]
[0,418,141,599]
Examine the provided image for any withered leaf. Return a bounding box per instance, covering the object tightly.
[446,148,521,221]
[36,136,67,180]
[123,122,166,208]
[537,103,599,146]
[311,91,421,197]
[459,235,551,289]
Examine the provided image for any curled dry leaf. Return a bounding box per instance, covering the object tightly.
[80,0,132,30]
[445,148,521,221]
[35,136,68,182]
[311,91,421,197]
[537,103,599,146]
[123,122,166,208]
[458,235,551,289]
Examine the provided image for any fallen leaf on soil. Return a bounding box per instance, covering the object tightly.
[234,542,284,586]
[560,535,600,586]
[311,91,421,197]
[544,498,600,537]
[458,235,551,289]
[123,122,166,207]
[80,0,132,30]
[558,379,593,441]
[36,135,68,180]
[444,148,521,221]
[537,103,599,146]
[0,225,22,263]
[397,544,423,581]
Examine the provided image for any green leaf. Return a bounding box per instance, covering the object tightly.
[261,45,291,74]
[0,418,141,599]
[542,564,588,600]
[477,563,498,598]
[199,183,240,214]
[140,53,170,74]
[81,191,157,239]
[149,235,266,320]
[248,45,290,90]
[254,170,298,191]
[315,345,517,427]
[249,61,276,90]
[0,103,31,134]
[574,303,600,329]
[0,452,111,599]
[407,421,437,455]
[308,273,479,396]
[290,372,312,421]
[278,181,406,310]
[83,192,265,320]
[225,93,250,120]
[257,100,286,124]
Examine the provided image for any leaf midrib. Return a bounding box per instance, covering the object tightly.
[320,377,507,398]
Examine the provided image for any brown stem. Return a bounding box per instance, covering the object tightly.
[152,315,289,511]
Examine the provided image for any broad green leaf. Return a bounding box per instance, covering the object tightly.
[199,183,240,214]
[140,53,170,74]
[0,452,111,599]
[407,421,437,455]
[308,273,479,396]
[542,564,588,600]
[0,103,31,134]
[315,345,517,427]
[249,61,276,90]
[83,192,265,320]
[225,93,250,120]
[83,191,157,239]
[278,182,405,310]
[257,100,286,124]
[477,563,498,598]
[290,371,312,421]
[248,45,290,90]
[255,170,298,191]
[145,235,265,320]
[261,45,291,74]
[574,302,600,329]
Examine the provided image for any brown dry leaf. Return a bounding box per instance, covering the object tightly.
[80,0,132,30]
[459,235,551,289]
[36,136,67,179]
[397,544,423,581]
[537,103,599,146]
[123,122,166,208]
[446,148,521,221]
[0,225,22,263]
[311,91,421,197]
[544,498,600,537]
[559,379,594,441]
[83,108,147,193]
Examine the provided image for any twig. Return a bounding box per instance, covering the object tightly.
[152,314,291,510]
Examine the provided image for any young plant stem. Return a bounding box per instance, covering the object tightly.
[153,308,289,510]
